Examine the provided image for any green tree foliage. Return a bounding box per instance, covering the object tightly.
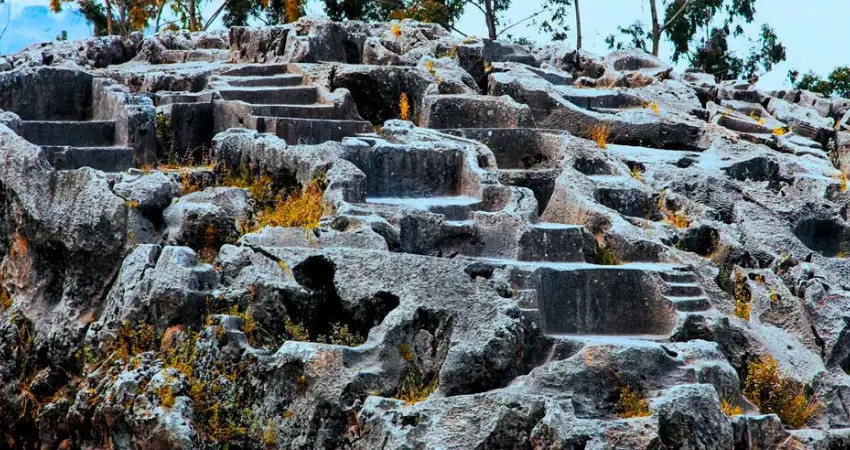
[606,0,785,81]
[605,21,649,51]
[322,0,467,32]
[222,0,306,27]
[788,67,850,98]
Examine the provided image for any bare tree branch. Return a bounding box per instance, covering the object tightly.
[0,0,10,44]
[451,26,468,37]
[203,0,229,30]
[661,0,692,32]
[466,0,487,17]
[496,9,544,37]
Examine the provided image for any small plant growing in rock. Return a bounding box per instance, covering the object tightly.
[734,270,751,321]
[396,367,438,405]
[284,316,311,341]
[159,384,175,408]
[254,175,332,233]
[587,123,612,150]
[720,396,743,416]
[743,354,819,428]
[596,239,621,266]
[657,191,690,229]
[180,171,204,195]
[831,171,848,193]
[483,60,493,72]
[617,385,650,418]
[399,93,411,121]
[0,284,11,312]
[442,45,458,59]
[262,418,277,446]
[316,323,365,347]
[391,22,402,38]
[749,111,766,126]
[630,166,643,181]
[773,126,791,136]
[424,60,437,78]
[650,100,660,114]
[462,36,479,44]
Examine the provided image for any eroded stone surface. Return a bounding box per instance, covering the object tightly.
[1,17,850,449]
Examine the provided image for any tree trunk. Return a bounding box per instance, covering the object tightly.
[118,0,127,37]
[105,0,113,35]
[574,0,582,50]
[155,0,165,32]
[189,0,197,31]
[483,0,496,40]
[650,0,660,56]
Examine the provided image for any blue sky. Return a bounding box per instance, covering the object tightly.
[0,0,846,89]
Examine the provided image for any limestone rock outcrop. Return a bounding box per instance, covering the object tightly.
[2,17,850,450]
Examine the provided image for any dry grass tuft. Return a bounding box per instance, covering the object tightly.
[254,177,331,232]
[396,368,438,405]
[563,201,593,226]
[734,270,751,321]
[743,354,819,428]
[587,123,612,150]
[650,100,660,114]
[721,396,743,416]
[657,191,690,229]
[617,385,651,418]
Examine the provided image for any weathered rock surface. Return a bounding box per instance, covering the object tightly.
[3,16,850,450]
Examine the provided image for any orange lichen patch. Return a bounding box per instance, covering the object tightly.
[391,22,402,38]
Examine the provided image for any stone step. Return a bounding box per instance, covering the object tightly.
[219,64,290,77]
[251,104,342,119]
[664,282,704,297]
[518,223,589,262]
[262,117,373,145]
[659,271,698,283]
[213,74,304,87]
[366,196,482,221]
[218,87,318,105]
[23,121,115,147]
[41,146,135,172]
[665,295,711,312]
